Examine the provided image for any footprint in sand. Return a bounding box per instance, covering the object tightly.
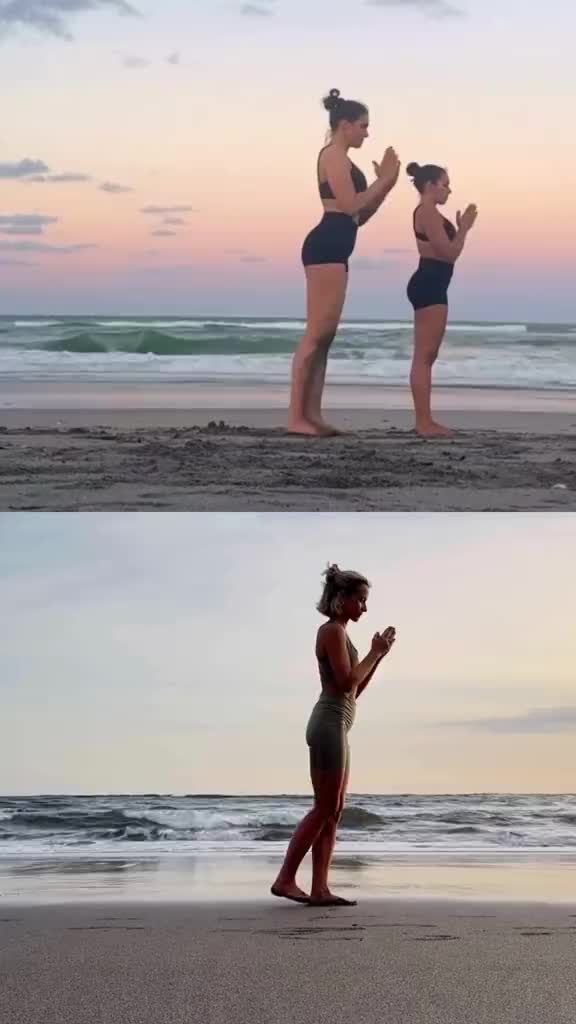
[219,917,259,922]
[66,926,145,932]
[518,931,554,937]
[280,934,363,942]
[258,925,365,937]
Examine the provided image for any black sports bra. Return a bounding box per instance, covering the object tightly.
[413,207,457,243]
[318,147,367,201]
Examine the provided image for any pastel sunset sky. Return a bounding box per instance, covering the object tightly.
[1,513,574,795]
[1,0,575,318]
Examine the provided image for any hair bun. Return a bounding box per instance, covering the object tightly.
[323,88,343,113]
[325,562,341,580]
[406,162,420,177]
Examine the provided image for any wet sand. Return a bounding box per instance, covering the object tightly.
[2,899,576,1023]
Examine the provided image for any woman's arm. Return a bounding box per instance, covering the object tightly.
[321,623,384,694]
[418,204,476,262]
[357,193,387,227]
[355,626,396,697]
[322,147,400,218]
[355,656,384,697]
[358,157,401,226]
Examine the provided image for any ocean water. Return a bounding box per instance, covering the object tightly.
[1,316,575,391]
[1,793,575,862]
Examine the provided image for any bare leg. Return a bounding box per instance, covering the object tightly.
[309,744,352,903]
[410,305,452,437]
[271,765,343,902]
[308,344,346,435]
[289,265,348,436]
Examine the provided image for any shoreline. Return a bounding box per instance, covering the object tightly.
[2,852,576,906]
[2,378,576,415]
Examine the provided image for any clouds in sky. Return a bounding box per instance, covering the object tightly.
[240,3,274,15]
[122,54,150,67]
[443,707,576,734]
[0,0,140,40]
[366,0,463,16]
[237,0,463,16]
[1,160,92,184]
[0,239,95,254]
[99,180,133,194]
[28,172,92,183]
[122,50,182,69]
[0,158,49,179]
[141,205,195,215]
[141,204,193,238]
[2,158,133,196]
[0,213,59,236]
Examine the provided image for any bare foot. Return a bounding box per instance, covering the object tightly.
[415,420,453,438]
[307,889,357,907]
[287,419,343,437]
[315,420,347,436]
[271,881,310,904]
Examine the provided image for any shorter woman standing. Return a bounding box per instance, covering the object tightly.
[406,162,478,437]
[271,565,396,907]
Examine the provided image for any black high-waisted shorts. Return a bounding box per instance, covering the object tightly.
[301,212,358,271]
[407,258,454,310]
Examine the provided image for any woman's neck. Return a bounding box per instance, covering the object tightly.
[330,134,350,155]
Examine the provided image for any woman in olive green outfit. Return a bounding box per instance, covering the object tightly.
[271,564,396,907]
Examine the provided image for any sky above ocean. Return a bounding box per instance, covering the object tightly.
[0,512,574,794]
[1,0,575,319]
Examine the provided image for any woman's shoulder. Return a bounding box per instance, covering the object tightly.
[320,144,350,166]
[419,202,443,221]
[317,620,344,642]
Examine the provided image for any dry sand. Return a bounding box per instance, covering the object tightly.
[2,899,576,1023]
[1,380,575,509]
[1,406,576,510]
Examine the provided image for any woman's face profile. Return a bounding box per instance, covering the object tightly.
[341,583,370,621]
[344,116,369,149]
[430,172,451,205]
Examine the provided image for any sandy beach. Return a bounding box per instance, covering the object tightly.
[1,381,575,510]
[2,898,576,1024]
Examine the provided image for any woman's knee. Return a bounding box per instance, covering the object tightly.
[413,347,438,368]
[307,322,338,349]
[314,795,341,822]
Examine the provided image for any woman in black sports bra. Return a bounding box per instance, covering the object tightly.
[406,162,478,437]
[288,88,401,436]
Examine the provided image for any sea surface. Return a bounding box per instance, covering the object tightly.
[1,316,575,391]
[2,793,576,862]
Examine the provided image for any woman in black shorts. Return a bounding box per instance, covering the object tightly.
[288,89,401,436]
[406,162,478,437]
[271,565,396,907]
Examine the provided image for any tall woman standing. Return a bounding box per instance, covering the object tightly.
[288,89,401,436]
